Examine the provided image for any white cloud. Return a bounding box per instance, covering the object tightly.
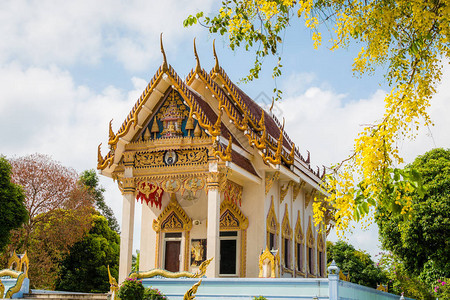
[0,0,213,71]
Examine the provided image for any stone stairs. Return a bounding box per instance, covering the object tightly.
[22,292,110,300]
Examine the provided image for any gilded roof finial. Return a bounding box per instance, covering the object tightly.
[269,97,275,113]
[194,38,201,73]
[213,39,220,73]
[160,33,168,71]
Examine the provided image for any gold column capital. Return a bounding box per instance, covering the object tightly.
[206,172,220,190]
[122,178,135,194]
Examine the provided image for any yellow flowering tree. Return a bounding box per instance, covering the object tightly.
[184,0,449,234]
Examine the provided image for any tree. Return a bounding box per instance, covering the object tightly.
[185,1,450,233]
[55,214,120,293]
[326,240,387,288]
[0,156,28,252]
[376,148,450,278]
[6,154,95,288]
[9,154,93,248]
[79,169,120,233]
[26,208,94,289]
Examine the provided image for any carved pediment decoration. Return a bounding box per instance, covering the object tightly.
[220,199,248,231]
[294,211,304,244]
[266,197,279,234]
[153,193,192,233]
[306,216,315,248]
[265,171,280,195]
[281,204,292,239]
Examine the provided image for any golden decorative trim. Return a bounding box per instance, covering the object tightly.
[294,211,304,245]
[306,216,315,248]
[377,283,388,292]
[193,38,201,74]
[266,196,279,249]
[0,269,26,298]
[206,172,220,190]
[258,247,279,278]
[184,279,202,300]
[212,136,232,162]
[7,251,29,278]
[107,265,119,300]
[0,279,4,299]
[213,40,220,73]
[155,231,160,268]
[220,200,249,231]
[265,171,280,196]
[121,178,135,195]
[279,182,291,203]
[135,148,208,169]
[184,231,190,271]
[160,33,168,71]
[131,258,212,280]
[281,204,292,239]
[292,181,305,202]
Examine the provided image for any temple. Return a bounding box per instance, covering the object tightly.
[97,37,332,283]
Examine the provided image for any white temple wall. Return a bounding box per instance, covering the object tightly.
[140,203,158,271]
[240,180,265,277]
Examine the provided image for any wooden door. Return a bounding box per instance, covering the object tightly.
[164,240,181,272]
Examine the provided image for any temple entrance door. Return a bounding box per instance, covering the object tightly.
[164,232,182,272]
[164,241,180,272]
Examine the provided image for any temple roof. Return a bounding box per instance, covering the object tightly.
[97,39,325,188]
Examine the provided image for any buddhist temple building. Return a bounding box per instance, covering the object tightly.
[97,37,332,283]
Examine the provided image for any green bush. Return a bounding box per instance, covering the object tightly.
[253,296,268,300]
[143,287,168,300]
[118,278,144,300]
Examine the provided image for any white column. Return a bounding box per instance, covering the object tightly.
[140,203,157,271]
[206,161,221,278]
[119,172,136,284]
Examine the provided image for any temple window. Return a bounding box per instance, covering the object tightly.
[219,199,249,277]
[296,242,303,272]
[317,232,325,277]
[306,216,315,276]
[308,247,314,274]
[281,203,292,270]
[219,231,238,275]
[266,197,279,251]
[294,210,304,275]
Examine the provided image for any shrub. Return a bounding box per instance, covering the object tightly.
[143,287,168,300]
[118,278,144,300]
[253,297,268,300]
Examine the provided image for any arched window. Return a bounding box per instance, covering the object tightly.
[317,231,325,277]
[281,204,292,270]
[219,199,248,276]
[306,216,315,276]
[266,196,279,251]
[294,211,304,276]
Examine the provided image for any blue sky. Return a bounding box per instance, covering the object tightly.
[1,0,449,259]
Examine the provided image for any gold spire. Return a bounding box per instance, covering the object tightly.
[160,33,168,71]
[276,118,285,158]
[258,108,265,131]
[108,119,115,141]
[194,38,201,73]
[213,39,220,73]
[269,97,274,113]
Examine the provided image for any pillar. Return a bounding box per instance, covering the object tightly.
[206,162,221,277]
[328,260,339,300]
[118,177,135,283]
[140,203,157,271]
